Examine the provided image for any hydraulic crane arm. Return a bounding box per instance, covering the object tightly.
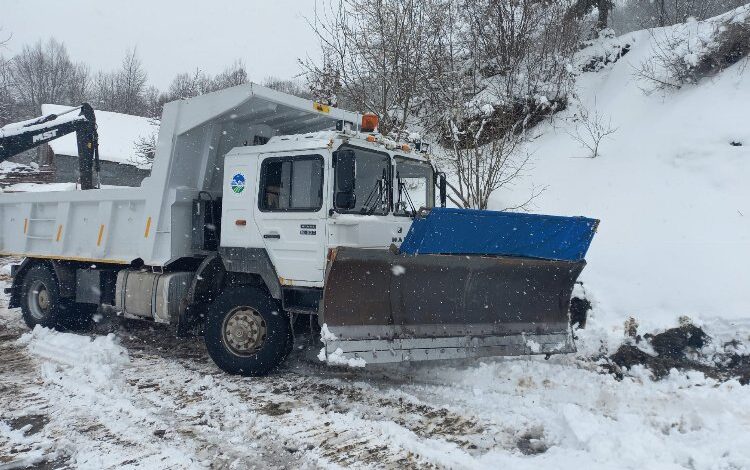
[0,103,100,189]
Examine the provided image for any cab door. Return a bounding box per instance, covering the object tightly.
[253,153,327,285]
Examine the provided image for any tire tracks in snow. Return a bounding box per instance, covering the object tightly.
[0,315,506,469]
[119,328,494,468]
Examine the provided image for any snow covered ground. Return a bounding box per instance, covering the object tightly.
[2,262,750,470]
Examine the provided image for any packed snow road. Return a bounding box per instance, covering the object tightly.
[1,265,750,469]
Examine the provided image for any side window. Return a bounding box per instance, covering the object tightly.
[259,155,323,211]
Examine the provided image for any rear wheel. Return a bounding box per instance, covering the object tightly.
[20,263,93,331]
[204,287,291,376]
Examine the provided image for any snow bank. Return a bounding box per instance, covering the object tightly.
[40,104,158,169]
[319,323,338,341]
[318,324,367,367]
[496,15,750,327]
[400,350,750,469]
[18,326,130,387]
[318,347,367,368]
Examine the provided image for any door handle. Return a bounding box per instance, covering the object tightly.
[263,233,281,239]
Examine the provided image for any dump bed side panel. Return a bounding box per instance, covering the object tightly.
[0,189,148,264]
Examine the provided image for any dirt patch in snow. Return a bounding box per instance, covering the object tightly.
[603,322,750,384]
[516,427,549,455]
[7,414,49,437]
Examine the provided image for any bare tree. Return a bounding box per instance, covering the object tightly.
[304,0,438,136]
[567,0,614,35]
[91,70,118,110]
[142,85,164,119]
[263,76,312,99]
[428,0,580,208]
[567,100,617,158]
[130,120,160,168]
[0,29,11,123]
[634,9,750,92]
[0,56,13,125]
[463,0,581,109]
[10,38,89,117]
[622,0,746,29]
[90,49,148,115]
[305,54,341,106]
[166,69,213,100]
[116,48,148,115]
[440,118,540,210]
[304,0,581,209]
[212,60,248,90]
[164,60,247,102]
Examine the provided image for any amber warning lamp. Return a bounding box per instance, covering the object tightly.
[361,113,379,132]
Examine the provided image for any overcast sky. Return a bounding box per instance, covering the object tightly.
[1,0,319,89]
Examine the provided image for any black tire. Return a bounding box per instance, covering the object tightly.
[204,287,292,376]
[19,263,96,331]
[20,264,68,329]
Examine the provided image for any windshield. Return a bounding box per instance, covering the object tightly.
[394,157,434,216]
[334,145,390,215]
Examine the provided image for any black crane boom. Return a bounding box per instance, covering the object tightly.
[0,103,100,190]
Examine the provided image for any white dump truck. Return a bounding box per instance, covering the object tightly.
[0,84,598,375]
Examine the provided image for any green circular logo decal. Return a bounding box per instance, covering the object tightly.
[231,173,246,194]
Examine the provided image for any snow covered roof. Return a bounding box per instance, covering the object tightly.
[40,104,159,168]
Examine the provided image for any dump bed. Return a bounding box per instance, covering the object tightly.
[0,84,360,265]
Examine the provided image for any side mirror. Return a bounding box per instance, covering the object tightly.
[335,191,357,209]
[335,149,356,193]
[334,149,356,210]
[439,173,447,208]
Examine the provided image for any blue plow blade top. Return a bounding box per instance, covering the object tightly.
[399,208,599,262]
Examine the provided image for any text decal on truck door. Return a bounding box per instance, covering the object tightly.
[300,224,317,235]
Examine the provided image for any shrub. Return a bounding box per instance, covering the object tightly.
[636,8,750,90]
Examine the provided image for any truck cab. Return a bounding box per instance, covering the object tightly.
[220,132,437,288]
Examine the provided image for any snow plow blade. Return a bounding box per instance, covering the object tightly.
[320,248,585,363]
[319,209,598,365]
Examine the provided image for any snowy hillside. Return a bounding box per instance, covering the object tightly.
[498,12,750,329]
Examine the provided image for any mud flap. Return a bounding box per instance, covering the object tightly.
[319,247,585,364]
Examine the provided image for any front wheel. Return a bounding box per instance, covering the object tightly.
[204,287,292,376]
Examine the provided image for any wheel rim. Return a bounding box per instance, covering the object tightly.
[27,280,51,320]
[221,307,267,357]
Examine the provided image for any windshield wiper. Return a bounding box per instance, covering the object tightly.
[360,169,388,215]
[396,172,417,217]
[359,179,383,214]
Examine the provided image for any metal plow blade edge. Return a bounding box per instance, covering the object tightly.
[319,247,585,364]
